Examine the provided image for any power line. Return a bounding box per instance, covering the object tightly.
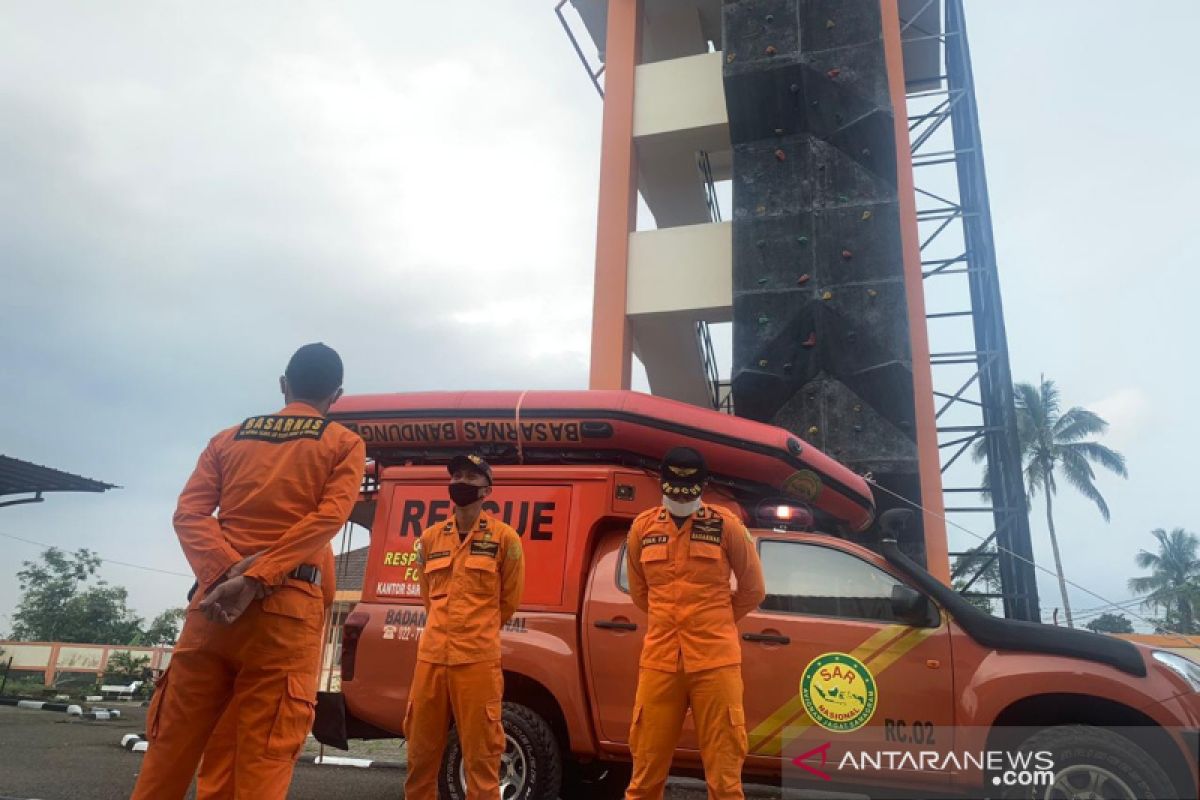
[0,531,192,579]
[864,478,1200,648]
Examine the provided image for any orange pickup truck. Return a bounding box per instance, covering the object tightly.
[315,394,1200,800]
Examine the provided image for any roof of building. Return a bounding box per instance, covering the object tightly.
[0,455,118,504]
[332,546,370,592]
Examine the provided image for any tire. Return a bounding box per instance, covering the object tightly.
[995,724,1177,800]
[561,759,633,800]
[439,702,562,800]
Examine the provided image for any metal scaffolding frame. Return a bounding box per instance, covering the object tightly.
[902,0,1040,620]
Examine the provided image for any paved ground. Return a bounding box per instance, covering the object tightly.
[0,705,795,800]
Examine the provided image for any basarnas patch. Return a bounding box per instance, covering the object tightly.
[470,540,500,558]
[235,415,327,442]
[690,517,724,545]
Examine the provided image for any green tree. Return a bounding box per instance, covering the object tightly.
[140,608,185,646]
[951,542,1002,615]
[974,376,1127,628]
[10,548,145,644]
[1084,612,1135,634]
[104,650,151,681]
[1128,528,1200,635]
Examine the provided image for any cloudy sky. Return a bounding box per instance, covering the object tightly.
[1,1,1195,634]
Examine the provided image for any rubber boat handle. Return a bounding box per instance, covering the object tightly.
[742,632,791,644]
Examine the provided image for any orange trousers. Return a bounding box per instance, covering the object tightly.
[403,659,505,800]
[625,665,748,800]
[130,589,323,800]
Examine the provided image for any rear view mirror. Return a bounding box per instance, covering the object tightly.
[891,584,933,626]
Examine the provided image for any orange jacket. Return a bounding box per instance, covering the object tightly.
[415,512,525,665]
[173,401,366,606]
[626,503,766,673]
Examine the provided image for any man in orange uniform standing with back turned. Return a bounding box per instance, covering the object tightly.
[624,446,766,800]
[404,452,525,800]
[130,343,365,799]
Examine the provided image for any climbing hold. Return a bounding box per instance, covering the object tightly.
[810,99,820,107]
[866,288,878,298]
[802,333,817,348]
[755,204,767,215]
[853,404,862,412]
[826,19,836,29]
[861,210,873,221]
[790,83,800,93]
[797,273,811,285]
[861,147,871,157]
[822,291,833,301]
[841,249,853,260]
[854,424,864,433]
[774,127,784,135]
[783,362,793,372]
[827,67,841,79]
[757,277,768,286]
[758,359,769,368]
[847,331,857,342]
[755,239,766,248]
[727,53,737,63]
[807,425,820,437]
[766,45,778,56]
[796,236,809,245]
[757,314,770,325]
[766,14,774,23]
[774,149,786,161]
[837,194,850,203]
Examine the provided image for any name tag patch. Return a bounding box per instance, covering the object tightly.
[426,550,451,562]
[641,534,669,547]
[470,540,500,558]
[234,415,327,443]
[691,518,724,545]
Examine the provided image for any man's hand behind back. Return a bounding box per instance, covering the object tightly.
[198,576,268,624]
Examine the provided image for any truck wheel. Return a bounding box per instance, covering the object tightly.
[562,760,633,800]
[439,702,562,800]
[995,724,1176,800]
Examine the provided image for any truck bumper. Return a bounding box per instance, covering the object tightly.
[312,691,400,750]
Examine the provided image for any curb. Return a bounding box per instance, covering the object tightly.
[297,754,406,770]
[1,697,81,715]
[120,735,404,769]
[122,733,149,753]
[0,696,122,719]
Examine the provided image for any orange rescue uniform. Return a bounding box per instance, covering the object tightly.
[404,512,525,800]
[131,402,365,800]
[624,503,766,800]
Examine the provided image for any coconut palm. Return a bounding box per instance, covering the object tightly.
[974,376,1128,628]
[1129,528,1200,635]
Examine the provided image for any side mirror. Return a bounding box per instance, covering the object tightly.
[891,584,932,626]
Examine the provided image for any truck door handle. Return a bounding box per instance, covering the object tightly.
[743,632,790,644]
[594,619,638,631]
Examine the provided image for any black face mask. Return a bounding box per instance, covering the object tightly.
[449,481,484,507]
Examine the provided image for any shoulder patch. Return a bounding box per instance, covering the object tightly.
[506,541,522,561]
[234,415,327,443]
[414,539,425,565]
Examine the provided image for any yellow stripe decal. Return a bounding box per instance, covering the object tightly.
[747,622,940,756]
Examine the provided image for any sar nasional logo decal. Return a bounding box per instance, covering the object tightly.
[801,652,877,732]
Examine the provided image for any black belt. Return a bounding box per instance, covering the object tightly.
[288,564,322,587]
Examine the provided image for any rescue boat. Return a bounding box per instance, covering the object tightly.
[330,390,875,531]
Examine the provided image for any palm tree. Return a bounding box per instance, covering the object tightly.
[974,376,1128,628]
[1128,528,1200,635]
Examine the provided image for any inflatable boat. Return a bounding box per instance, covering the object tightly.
[330,390,875,531]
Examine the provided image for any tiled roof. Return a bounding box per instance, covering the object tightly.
[332,546,370,592]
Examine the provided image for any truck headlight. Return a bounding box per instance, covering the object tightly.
[1152,651,1200,692]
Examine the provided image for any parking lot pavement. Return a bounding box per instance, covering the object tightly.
[0,705,790,799]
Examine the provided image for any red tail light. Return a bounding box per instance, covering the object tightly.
[341,611,370,682]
